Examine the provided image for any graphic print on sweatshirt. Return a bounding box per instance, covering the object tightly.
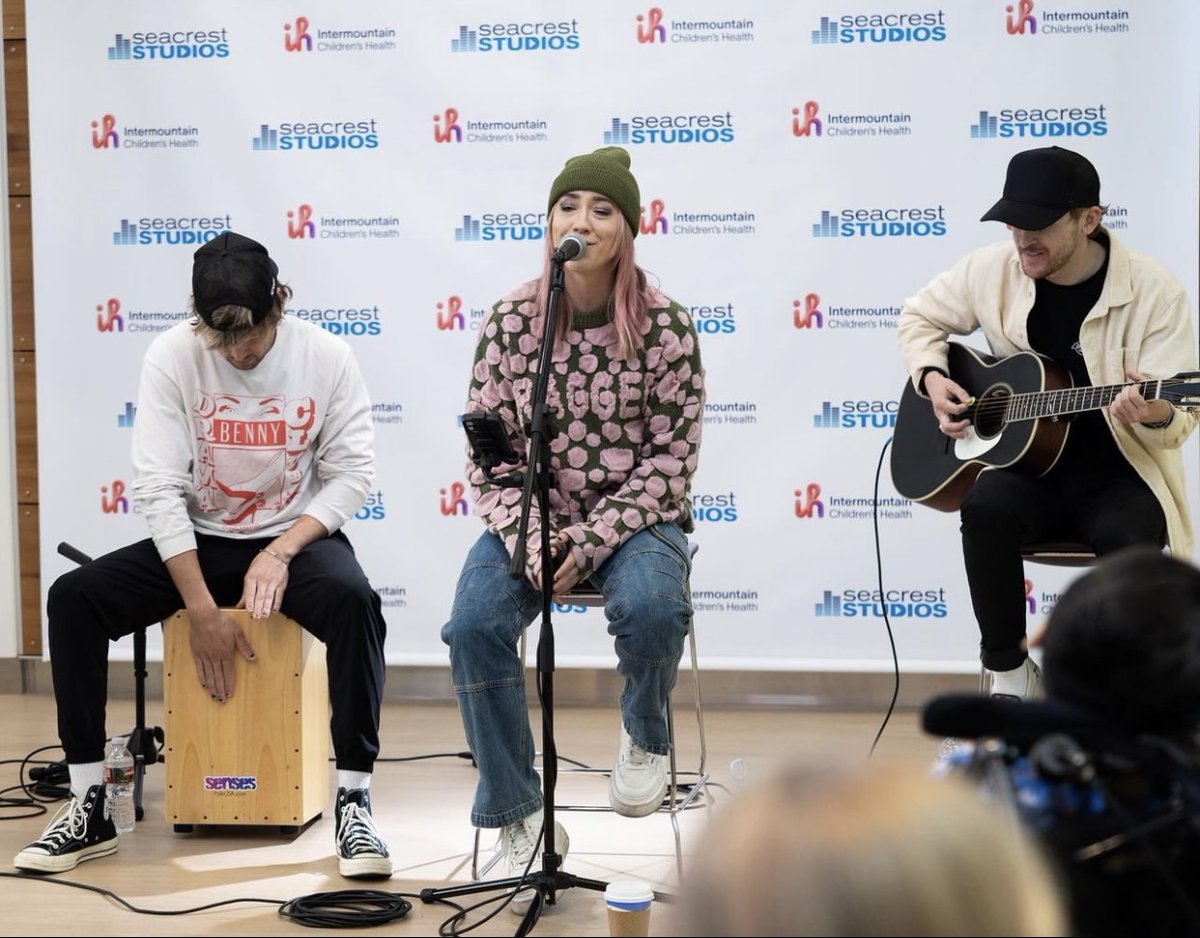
[192,390,316,529]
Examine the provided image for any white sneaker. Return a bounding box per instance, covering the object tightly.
[988,657,1042,701]
[608,725,669,818]
[501,810,569,916]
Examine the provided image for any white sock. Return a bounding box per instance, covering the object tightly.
[990,661,1031,697]
[338,770,371,792]
[69,762,104,801]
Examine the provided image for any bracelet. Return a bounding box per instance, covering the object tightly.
[259,547,289,566]
[1142,408,1175,430]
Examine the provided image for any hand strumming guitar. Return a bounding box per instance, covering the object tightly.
[925,371,974,439]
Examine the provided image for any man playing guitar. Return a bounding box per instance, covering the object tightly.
[897,146,1197,700]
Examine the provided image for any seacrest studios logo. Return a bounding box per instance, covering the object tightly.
[432,107,549,145]
[691,491,738,523]
[638,199,755,237]
[811,205,946,239]
[453,209,546,243]
[791,100,912,139]
[95,296,189,335]
[112,214,231,247]
[283,15,398,52]
[253,118,379,151]
[450,19,581,53]
[813,398,898,430]
[635,7,756,44]
[792,292,900,331]
[354,491,386,521]
[815,585,948,618]
[969,102,1108,140]
[810,9,947,44]
[794,482,912,521]
[602,112,734,146]
[107,29,229,60]
[92,112,199,151]
[1004,1,1131,37]
[288,301,382,337]
[117,402,136,428]
[690,301,735,335]
[286,204,400,241]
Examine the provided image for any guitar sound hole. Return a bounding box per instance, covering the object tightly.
[973,388,1008,438]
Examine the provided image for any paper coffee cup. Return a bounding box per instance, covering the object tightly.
[605,878,654,937]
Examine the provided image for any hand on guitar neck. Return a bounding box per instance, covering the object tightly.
[1111,370,1173,427]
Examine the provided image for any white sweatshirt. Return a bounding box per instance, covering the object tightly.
[131,316,375,561]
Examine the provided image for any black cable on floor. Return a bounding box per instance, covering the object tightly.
[278,889,415,928]
[0,872,281,914]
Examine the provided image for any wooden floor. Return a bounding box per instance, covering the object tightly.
[0,693,942,937]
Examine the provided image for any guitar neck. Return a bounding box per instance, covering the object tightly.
[1008,379,1161,421]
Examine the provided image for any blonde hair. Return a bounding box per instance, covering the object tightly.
[674,763,1066,937]
[190,282,292,350]
[532,205,649,361]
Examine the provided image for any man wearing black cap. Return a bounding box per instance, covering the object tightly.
[14,232,392,879]
[898,146,1196,701]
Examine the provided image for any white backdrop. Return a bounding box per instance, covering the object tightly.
[24,1,1200,671]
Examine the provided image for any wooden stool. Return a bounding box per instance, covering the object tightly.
[163,609,329,832]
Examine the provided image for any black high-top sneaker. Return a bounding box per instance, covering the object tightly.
[13,785,118,873]
[334,787,392,878]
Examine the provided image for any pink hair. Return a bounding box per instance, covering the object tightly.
[531,208,649,361]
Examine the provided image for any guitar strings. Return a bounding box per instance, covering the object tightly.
[964,378,1195,421]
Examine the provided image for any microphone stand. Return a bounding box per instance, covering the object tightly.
[422,249,608,931]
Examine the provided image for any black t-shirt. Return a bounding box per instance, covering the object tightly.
[1026,239,1136,481]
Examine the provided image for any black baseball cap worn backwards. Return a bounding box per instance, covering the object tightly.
[980,146,1101,231]
[192,231,279,329]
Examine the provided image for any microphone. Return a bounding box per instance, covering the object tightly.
[922,694,1105,745]
[551,233,587,264]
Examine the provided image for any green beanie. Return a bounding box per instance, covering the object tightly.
[547,146,641,237]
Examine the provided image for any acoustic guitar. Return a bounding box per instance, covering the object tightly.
[890,343,1200,511]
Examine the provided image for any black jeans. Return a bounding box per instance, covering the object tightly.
[960,468,1164,671]
[47,531,387,770]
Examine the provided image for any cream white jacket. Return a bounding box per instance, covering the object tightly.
[897,231,1197,557]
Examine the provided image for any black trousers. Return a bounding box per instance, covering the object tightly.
[47,531,387,770]
[960,468,1165,671]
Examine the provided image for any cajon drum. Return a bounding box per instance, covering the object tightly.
[163,609,329,831]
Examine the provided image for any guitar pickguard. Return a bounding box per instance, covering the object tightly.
[953,426,1000,461]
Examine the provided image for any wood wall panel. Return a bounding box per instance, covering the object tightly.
[10,195,31,348]
[3,3,26,41]
[13,350,35,501]
[4,40,27,195]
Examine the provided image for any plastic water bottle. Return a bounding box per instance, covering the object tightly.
[103,736,136,834]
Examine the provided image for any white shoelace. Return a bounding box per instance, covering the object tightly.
[35,799,88,848]
[337,803,387,857]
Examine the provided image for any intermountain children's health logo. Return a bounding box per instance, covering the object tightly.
[95,297,189,334]
[969,103,1108,139]
[794,482,912,520]
[286,204,400,241]
[1004,1,1131,37]
[435,296,487,331]
[112,215,231,247]
[101,479,131,514]
[93,113,199,150]
[792,293,900,330]
[440,482,469,516]
[635,7,755,44]
[639,199,755,237]
[703,400,757,426]
[450,19,581,53]
[813,399,898,429]
[603,112,734,145]
[377,583,407,609]
[815,586,948,618]
[792,101,912,139]
[691,586,759,613]
[811,11,947,44]
[433,107,549,144]
[107,29,229,60]
[453,210,546,243]
[289,302,383,337]
[283,16,397,52]
[812,205,946,238]
[371,401,403,426]
[253,119,379,151]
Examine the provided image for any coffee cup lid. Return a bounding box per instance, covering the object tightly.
[605,878,654,909]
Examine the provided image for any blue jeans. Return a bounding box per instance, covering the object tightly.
[441,523,693,828]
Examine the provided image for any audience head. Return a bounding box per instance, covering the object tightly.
[674,761,1066,936]
[1043,545,1200,732]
